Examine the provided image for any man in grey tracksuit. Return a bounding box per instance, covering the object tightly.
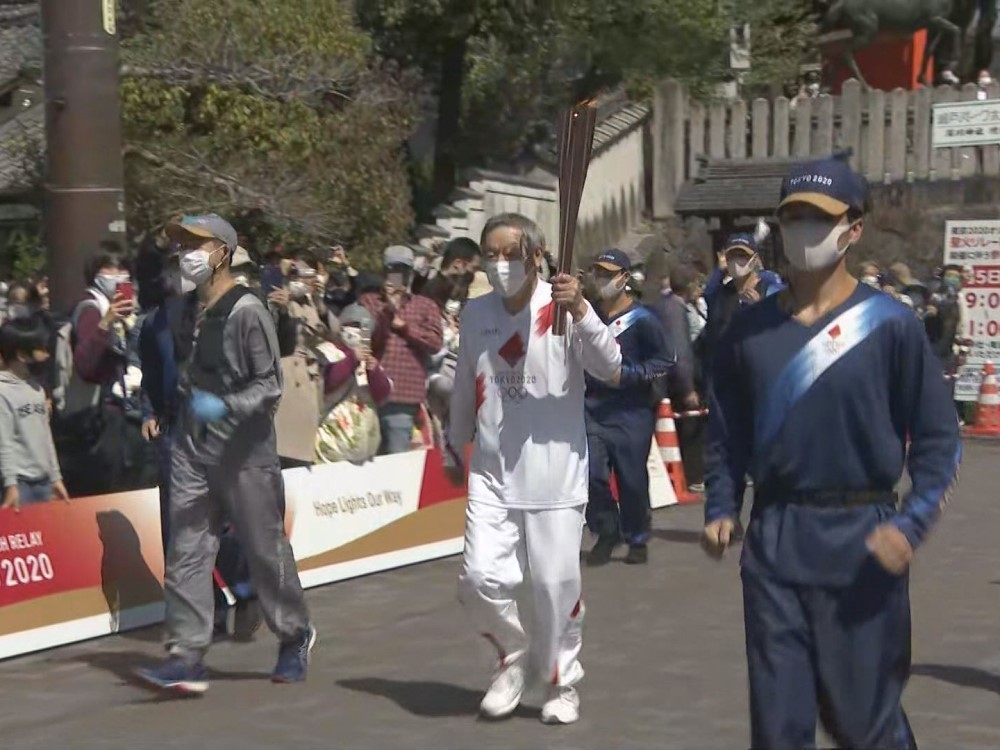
[138,214,313,694]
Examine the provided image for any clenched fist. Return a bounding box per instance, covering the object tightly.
[702,517,738,559]
[551,273,587,321]
[866,524,913,575]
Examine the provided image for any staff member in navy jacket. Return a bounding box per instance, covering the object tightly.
[703,155,961,750]
[585,249,674,566]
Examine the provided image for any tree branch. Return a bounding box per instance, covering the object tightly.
[120,62,356,103]
[123,143,343,240]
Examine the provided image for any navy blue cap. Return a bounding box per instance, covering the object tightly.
[723,233,758,255]
[593,248,632,272]
[779,153,869,216]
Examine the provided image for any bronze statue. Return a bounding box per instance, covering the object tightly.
[816,0,961,87]
[930,0,996,85]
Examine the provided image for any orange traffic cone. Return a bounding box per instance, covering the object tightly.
[655,399,699,504]
[966,361,1000,437]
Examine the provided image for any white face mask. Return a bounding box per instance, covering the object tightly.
[597,275,626,300]
[486,260,529,298]
[233,274,249,288]
[340,326,364,350]
[94,273,123,300]
[289,280,310,300]
[780,219,853,272]
[179,247,221,289]
[726,255,755,280]
[861,274,879,288]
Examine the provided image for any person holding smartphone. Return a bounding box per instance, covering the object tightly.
[359,245,443,454]
[60,245,155,496]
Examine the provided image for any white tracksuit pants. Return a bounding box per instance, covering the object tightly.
[457,500,586,688]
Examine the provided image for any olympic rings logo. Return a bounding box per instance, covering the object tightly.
[498,385,529,402]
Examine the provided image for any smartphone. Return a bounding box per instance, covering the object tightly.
[355,330,371,387]
[261,265,284,296]
[115,280,134,303]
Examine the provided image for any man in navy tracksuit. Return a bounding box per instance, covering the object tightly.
[585,249,674,566]
[700,233,783,392]
[703,155,961,749]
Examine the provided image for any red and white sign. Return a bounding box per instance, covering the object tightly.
[944,221,1000,400]
[0,442,681,662]
[0,450,467,661]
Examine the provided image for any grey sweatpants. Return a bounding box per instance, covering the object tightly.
[164,446,310,663]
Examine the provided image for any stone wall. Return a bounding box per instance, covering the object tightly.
[417,97,650,267]
[859,176,1000,276]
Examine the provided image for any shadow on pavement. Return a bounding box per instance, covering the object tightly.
[912,664,1000,695]
[650,528,705,545]
[69,649,271,701]
[117,624,164,644]
[338,677,536,719]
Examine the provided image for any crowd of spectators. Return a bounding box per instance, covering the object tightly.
[0,223,973,509]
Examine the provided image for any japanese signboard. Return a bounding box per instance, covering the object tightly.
[932,100,1000,148]
[943,220,1000,400]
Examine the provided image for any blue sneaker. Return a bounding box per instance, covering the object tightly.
[271,625,317,684]
[136,657,209,694]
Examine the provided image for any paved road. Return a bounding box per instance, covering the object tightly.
[2,441,999,749]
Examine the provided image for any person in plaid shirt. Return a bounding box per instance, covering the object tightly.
[360,245,443,454]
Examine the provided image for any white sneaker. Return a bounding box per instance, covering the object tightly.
[479,662,525,718]
[540,685,580,725]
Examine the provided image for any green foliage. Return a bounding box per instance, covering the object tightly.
[735,0,817,95]
[1,225,45,281]
[363,0,808,176]
[119,0,415,266]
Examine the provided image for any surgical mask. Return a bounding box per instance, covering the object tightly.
[289,280,310,300]
[94,273,121,300]
[486,260,528,298]
[943,276,961,292]
[179,248,219,289]
[861,274,879,288]
[726,255,755,280]
[234,274,249,287]
[6,303,31,320]
[780,219,853,272]
[597,275,626,300]
[340,326,364,349]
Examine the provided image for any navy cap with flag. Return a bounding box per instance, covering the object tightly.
[778,153,870,217]
[593,248,632,272]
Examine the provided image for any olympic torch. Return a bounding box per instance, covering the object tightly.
[553,99,598,336]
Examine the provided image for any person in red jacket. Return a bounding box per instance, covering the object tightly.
[359,245,443,454]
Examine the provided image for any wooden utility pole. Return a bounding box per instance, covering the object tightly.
[41,0,126,310]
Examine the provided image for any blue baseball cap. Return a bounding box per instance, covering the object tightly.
[593,248,632,273]
[778,154,869,216]
[723,233,758,256]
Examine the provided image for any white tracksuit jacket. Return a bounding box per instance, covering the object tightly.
[445,281,622,509]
